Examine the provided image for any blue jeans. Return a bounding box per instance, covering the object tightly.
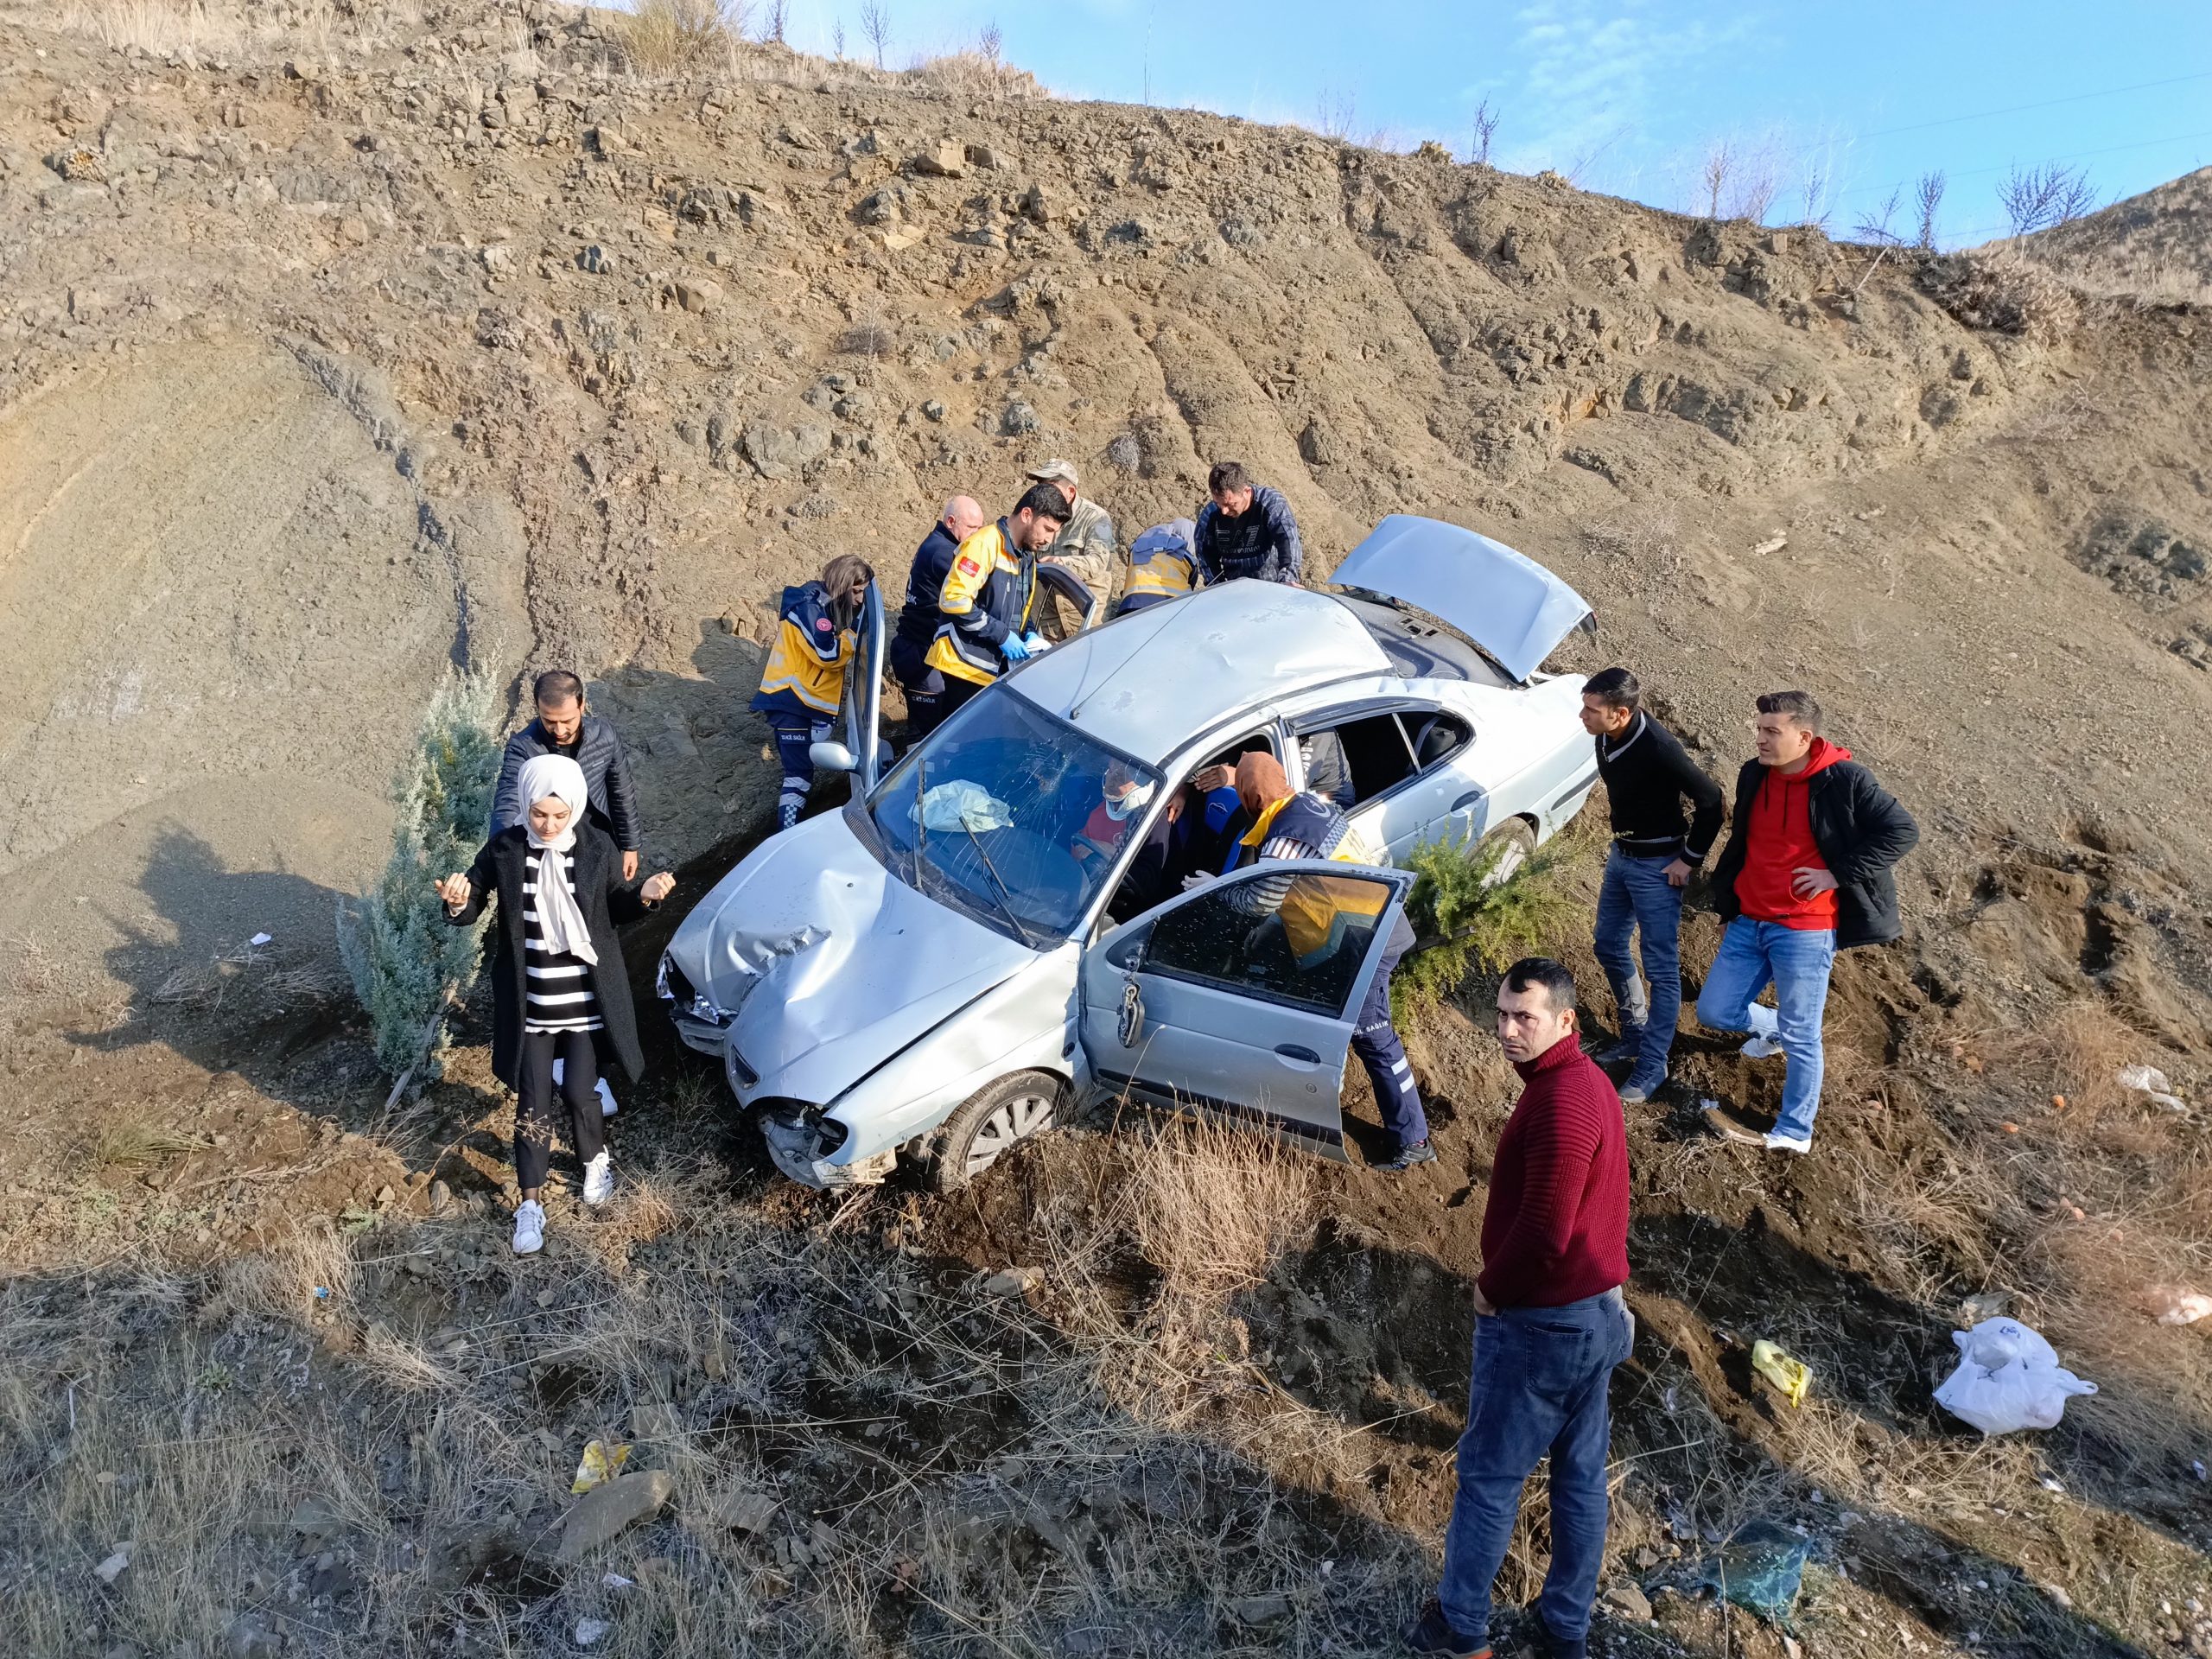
[1439,1290,1635,1653]
[1695,917,1837,1141]
[1592,847,1684,1090]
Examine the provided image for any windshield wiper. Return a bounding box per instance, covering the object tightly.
[912,741,925,879]
[958,817,1039,950]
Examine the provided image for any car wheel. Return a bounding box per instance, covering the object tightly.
[918,1071,1066,1193]
[1478,817,1538,887]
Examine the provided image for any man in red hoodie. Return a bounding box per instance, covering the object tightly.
[1698,690,1918,1154]
[1406,958,1632,1659]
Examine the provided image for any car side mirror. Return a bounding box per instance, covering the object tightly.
[810,740,858,773]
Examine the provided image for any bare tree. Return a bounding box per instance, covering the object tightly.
[1314,87,1357,143]
[859,0,889,69]
[764,0,789,43]
[1997,161,2096,238]
[1796,161,1828,231]
[1914,169,1945,250]
[1700,140,1733,219]
[1733,164,1778,225]
[977,18,1001,64]
[1852,185,1904,245]
[831,17,844,58]
[1469,97,1499,167]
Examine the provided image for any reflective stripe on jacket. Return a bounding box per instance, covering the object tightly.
[751,581,854,719]
[1120,518,1199,607]
[925,519,1038,687]
[1229,792,1387,966]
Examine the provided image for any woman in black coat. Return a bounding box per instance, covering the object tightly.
[436,753,676,1255]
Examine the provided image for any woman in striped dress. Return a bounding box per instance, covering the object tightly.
[438,754,676,1255]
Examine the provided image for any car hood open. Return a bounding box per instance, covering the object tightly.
[666,811,1040,1104]
[1330,514,1593,683]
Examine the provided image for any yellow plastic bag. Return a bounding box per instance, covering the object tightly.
[1751,1340,1812,1408]
[571,1439,631,1494]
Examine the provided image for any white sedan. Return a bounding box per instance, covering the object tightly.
[658,515,1599,1188]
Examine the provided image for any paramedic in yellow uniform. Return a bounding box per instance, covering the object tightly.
[750,554,874,831]
[1115,518,1202,617]
[923,484,1069,728]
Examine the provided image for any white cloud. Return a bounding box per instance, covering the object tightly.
[1489,0,1756,181]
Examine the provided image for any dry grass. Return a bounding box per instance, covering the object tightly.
[1919,251,2082,344]
[615,0,743,75]
[61,0,238,56]
[1127,1113,1319,1303]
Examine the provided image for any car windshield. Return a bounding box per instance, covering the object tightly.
[867,688,1163,944]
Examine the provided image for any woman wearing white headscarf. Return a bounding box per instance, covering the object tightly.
[437,753,677,1255]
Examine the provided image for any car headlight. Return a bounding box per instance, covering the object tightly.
[658,952,732,1027]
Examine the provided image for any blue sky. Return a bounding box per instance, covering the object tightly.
[795,0,2212,246]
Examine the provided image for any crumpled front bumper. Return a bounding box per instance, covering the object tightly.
[757,1109,898,1189]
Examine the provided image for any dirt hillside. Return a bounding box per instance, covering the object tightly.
[2023,165,2212,302]
[3,3,2212,1657]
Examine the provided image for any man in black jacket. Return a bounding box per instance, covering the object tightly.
[1192,461,1303,586]
[490,671,645,881]
[1697,690,1918,1154]
[1580,668,1724,1104]
[890,494,984,739]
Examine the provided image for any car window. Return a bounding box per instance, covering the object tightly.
[1139,871,1395,1017]
[868,690,1163,943]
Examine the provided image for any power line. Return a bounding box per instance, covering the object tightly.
[1841,67,2212,147]
[1825,126,2212,207]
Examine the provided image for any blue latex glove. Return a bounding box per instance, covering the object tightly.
[1000,633,1032,662]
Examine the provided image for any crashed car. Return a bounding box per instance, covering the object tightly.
[658,515,1600,1189]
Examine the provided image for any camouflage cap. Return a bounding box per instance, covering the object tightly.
[1026,458,1079,486]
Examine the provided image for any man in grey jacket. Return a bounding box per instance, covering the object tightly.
[1193,461,1303,586]
[490,671,645,881]
[1027,458,1115,633]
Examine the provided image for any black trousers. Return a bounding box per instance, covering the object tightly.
[516,1029,605,1191]
[935,674,987,728]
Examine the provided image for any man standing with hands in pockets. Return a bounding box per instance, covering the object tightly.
[1405,959,1632,1659]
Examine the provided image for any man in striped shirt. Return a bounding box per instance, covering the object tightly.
[1218,753,1434,1172]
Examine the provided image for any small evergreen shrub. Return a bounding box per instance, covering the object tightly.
[335,672,503,1082]
[1394,830,1574,1020]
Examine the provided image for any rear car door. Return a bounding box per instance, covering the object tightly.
[1077,861,1414,1158]
[1294,701,1489,864]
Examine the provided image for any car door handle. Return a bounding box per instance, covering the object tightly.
[1451,790,1483,813]
[1274,1044,1320,1064]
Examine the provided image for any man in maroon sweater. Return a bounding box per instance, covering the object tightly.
[1407,959,1633,1659]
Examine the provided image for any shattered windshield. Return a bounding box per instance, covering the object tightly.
[867,688,1163,944]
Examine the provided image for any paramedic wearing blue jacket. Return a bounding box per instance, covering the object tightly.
[891,495,984,740]
[750,554,874,832]
[1116,518,1203,616]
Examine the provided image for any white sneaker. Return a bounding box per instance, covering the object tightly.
[512,1199,546,1255]
[582,1153,615,1208]
[597,1078,619,1118]
[1764,1130,1813,1154]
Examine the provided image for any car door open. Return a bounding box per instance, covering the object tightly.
[811,578,888,791]
[1078,860,1414,1157]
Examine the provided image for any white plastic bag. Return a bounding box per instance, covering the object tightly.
[1934,1318,2097,1436]
[911,779,1014,834]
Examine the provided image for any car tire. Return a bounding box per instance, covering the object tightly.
[1478,817,1538,887]
[917,1071,1067,1193]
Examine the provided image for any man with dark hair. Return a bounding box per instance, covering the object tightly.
[1580,667,1725,1104]
[1216,752,1433,1171]
[1193,461,1303,586]
[1408,958,1631,1659]
[924,484,1068,724]
[1698,690,1919,1154]
[891,494,985,740]
[491,671,644,881]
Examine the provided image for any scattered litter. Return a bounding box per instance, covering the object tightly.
[575,1616,611,1647]
[2118,1064,2189,1112]
[312,1286,331,1300]
[2039,1474,2065,1493]
[2137,1286,2212,1326]
[1750,1340,1812,1408]
[248,931,273,947]
[910,779,1014,833]
[602,1572,634,1590]
[2195,1459,2208,1481]
[1959,1288,2011,1323]
[1935,1318,2097,1435]
[571,1439,631,1495]
[94,1542,134,1584]
[1750,534,1789,557]
[1695,1519,1810,1624]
